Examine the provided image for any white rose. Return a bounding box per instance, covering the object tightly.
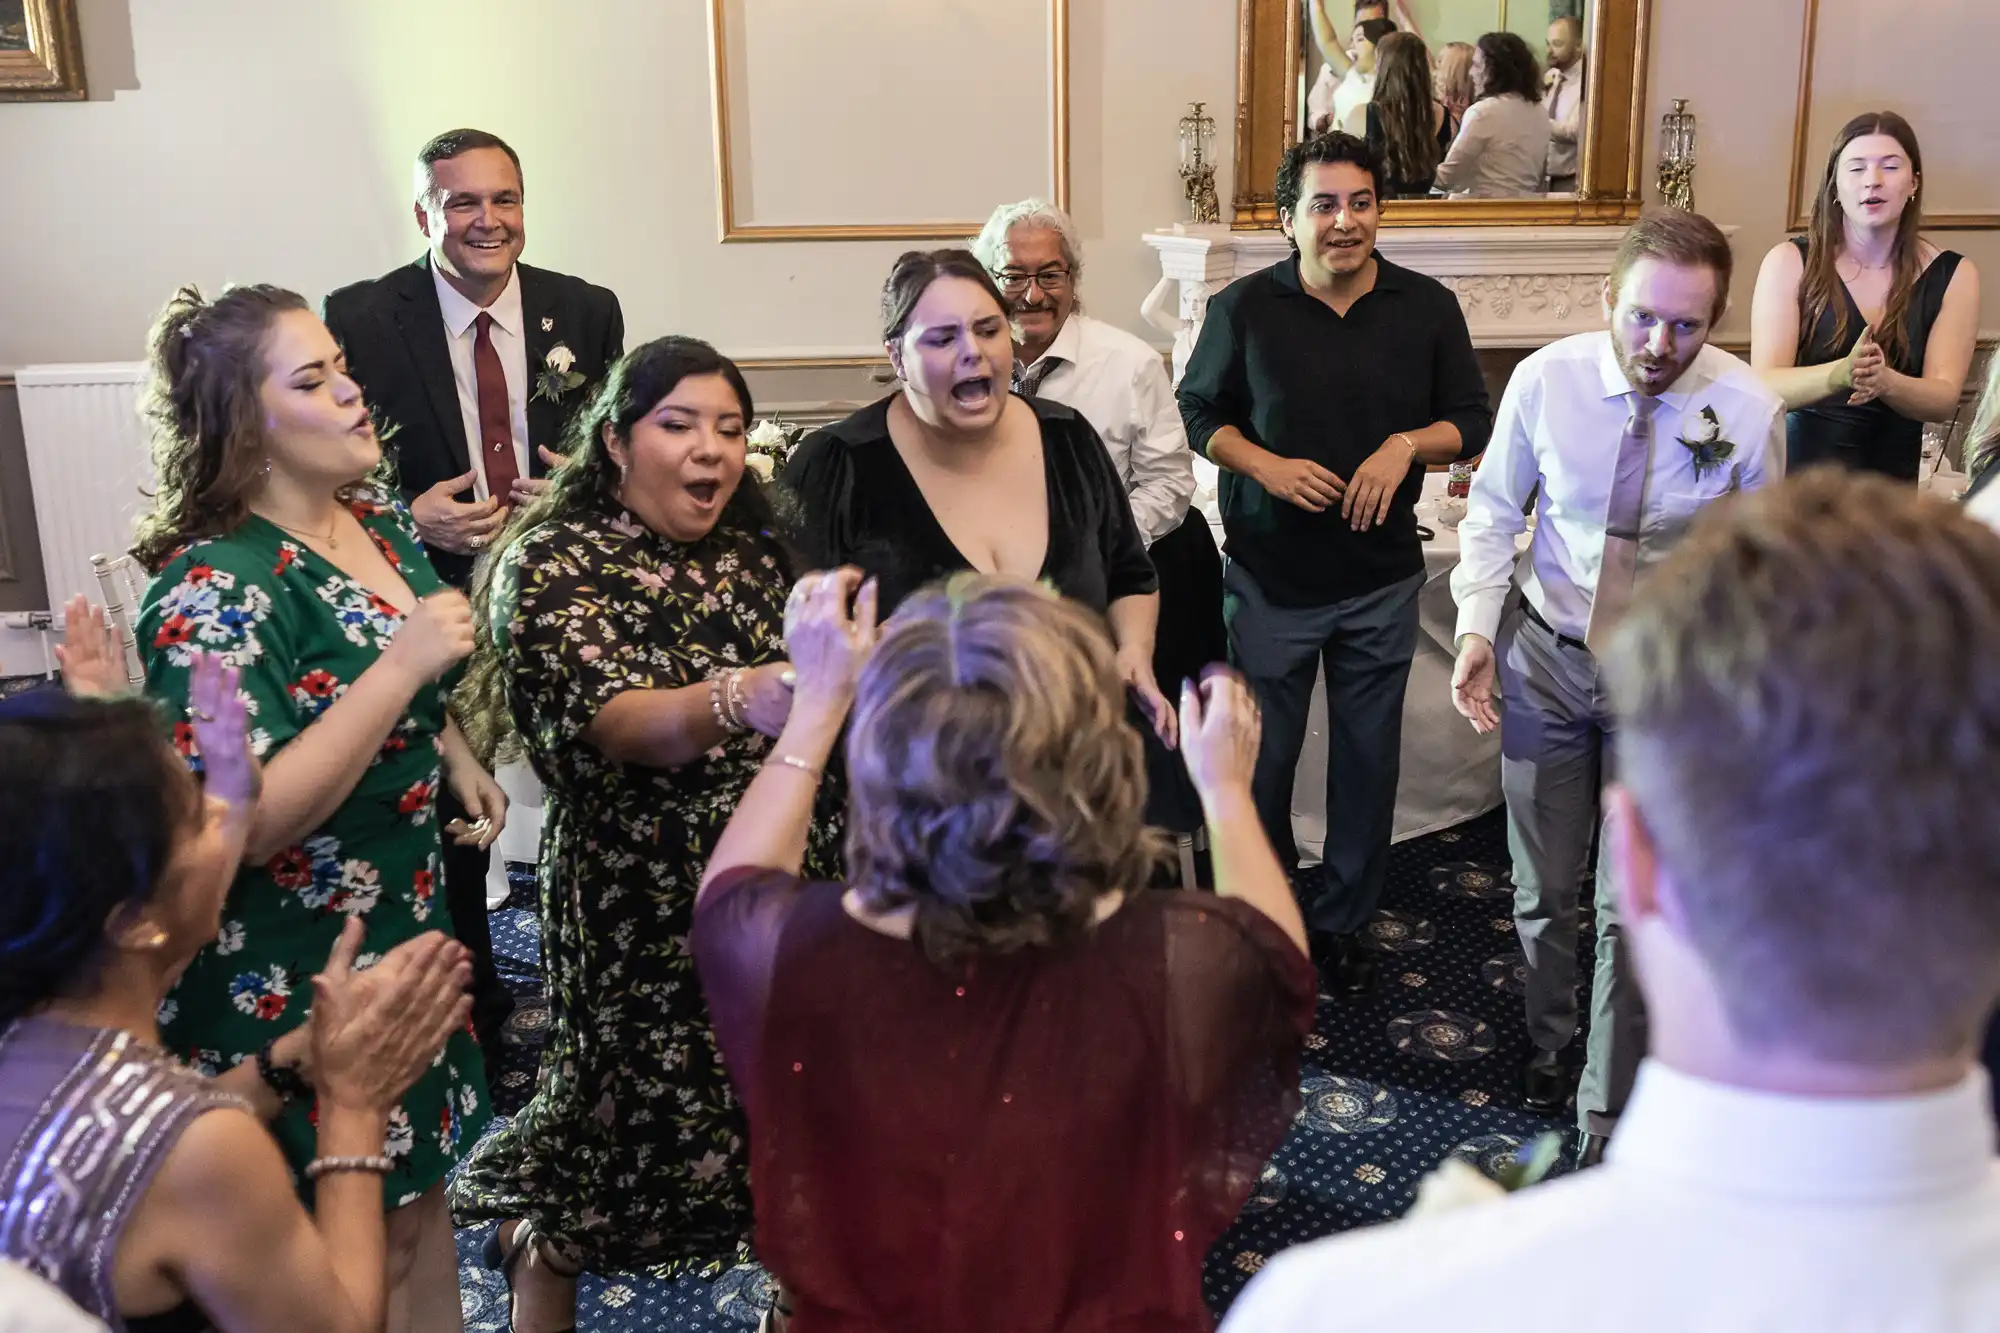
[545,344,577,374]
[743,451,776,482]
[747,419,788,451]
[1691,409,1722,445]
[1402,1158,1508,1220]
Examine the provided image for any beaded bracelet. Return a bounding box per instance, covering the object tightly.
[709,674,745,735]
[764,753,823,781]
[303,1154,394,1181]
[255,1039,310,1102]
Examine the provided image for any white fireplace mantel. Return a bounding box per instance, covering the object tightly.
[1140,222,1643,381]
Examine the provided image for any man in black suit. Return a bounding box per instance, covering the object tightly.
[324,127,623,1063]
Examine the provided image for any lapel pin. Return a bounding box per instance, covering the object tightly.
[541,317,554,332]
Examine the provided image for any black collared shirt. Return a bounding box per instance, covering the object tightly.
[1178,251,1492,607]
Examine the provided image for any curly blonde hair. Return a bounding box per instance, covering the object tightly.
[845,575,1168,965]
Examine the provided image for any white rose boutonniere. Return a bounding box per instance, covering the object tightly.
[745,416,804,485]
[533,342,587,404]
[1678,405,1738,482]
[1402,1132,1564,1221]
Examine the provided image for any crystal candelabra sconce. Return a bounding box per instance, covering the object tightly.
[1179,100,1220,225]
[1657,98,1696,212]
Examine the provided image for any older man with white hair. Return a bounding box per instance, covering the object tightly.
[974,199,1215,852]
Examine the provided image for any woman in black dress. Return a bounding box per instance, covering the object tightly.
[1366,31,1452,199]
[1750,111,1980,481]
[782,249,1174,746]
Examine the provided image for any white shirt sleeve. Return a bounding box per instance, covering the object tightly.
[1432,99,1488,193]
[1452,361,1541,645]
[1125,353,1197,546]
[1742,395,1788,491]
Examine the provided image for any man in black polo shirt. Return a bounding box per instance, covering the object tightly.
[1179,131,1490,990]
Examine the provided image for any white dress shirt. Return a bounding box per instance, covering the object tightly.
[1545,57,1587,181]
[1223,1060,2000,1333]
[1434,92,1553,197]
[0,1262,106,1333]
[1019,313,1196,547]
[1332,68,1375,138]
[432,263,531,502]
[1453,333,1786,646]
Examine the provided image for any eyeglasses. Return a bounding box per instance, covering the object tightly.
[995,267,1073,298]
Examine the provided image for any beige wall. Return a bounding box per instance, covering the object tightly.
[0,0,1231,370]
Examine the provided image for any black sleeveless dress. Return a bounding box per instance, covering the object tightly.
[1786,236,1964,481]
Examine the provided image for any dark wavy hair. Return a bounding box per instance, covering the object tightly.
[131,284,396,572]
[845,575,1169,966]
[1276,131,1385,250]
[1474,30,1543,104]
[1371,31,1441,192]
[0,692,200,1027]
[455,336,786,764]
[1801,111,1927,371]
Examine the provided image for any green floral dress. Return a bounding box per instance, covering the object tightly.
[448,499,841,1276]
[139,487,491,1207]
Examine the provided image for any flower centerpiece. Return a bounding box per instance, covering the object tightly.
[745,416,805,483]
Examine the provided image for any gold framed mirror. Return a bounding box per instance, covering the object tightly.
[1232,0,1652,228]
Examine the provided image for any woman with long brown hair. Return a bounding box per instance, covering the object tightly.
[129,284,504,1333]
[1365,30,1450,198]
[1751,111,1981,480]
[448,336,843,1333]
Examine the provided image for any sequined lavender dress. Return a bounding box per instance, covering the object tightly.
[0,1016,245,1332]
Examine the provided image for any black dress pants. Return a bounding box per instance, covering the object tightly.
[439,785,516,1070]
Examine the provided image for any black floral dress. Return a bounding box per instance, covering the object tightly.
[139,488,490,1206]
[448,499,841,1275]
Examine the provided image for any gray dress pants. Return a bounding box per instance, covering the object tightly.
[1498,607,1647,1136]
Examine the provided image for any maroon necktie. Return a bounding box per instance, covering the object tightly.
[473,312,519,498]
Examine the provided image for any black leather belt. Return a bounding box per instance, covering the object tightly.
[1521,600,1590,653]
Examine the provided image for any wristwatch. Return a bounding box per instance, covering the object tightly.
[255,1038,311,1102]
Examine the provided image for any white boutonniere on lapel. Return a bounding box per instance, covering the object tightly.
[533,341,586,404]
[1677,405,1738,482]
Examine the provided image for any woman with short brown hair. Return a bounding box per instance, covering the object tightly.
[692,570,1313,1333]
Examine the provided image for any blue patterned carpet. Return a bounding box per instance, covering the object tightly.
[454,809,1582,1330]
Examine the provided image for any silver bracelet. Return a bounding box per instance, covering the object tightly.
[303,1154,394,1181]
[709,674,745,735]
[724,670,748,731]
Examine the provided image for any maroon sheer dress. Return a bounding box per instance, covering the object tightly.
[691,871,1315,1333]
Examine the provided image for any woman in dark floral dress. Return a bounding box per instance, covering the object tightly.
[450,336,840,1332]
[128,284,506,1333]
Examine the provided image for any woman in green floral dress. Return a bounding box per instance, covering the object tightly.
[130,284,505,1333]
[450,337,841,1332]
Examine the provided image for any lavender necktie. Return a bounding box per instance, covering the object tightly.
[1584,395,1660,652]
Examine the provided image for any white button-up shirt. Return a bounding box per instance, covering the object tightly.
[1453,332,1786,646]
[1019,312,1196,547]
[1222,1060,2000,1332]
[1434,92,1553,197]
[1545,57,1587,181]
[432,263,530,502]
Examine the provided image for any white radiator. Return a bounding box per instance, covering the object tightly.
[15,362,153,614]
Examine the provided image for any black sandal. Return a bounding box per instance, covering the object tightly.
[480,1219,581,1333]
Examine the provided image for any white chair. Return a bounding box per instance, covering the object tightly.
[89,552,148,687]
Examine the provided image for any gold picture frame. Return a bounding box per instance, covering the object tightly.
[0,0,86,101]
[1232,0,1652,228]
[1784,0,1998,231]
[707,0,1069,242]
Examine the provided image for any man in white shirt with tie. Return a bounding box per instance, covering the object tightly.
[1543,16,1587,193]
[1449,210,1784,1164]
[1224,468,2000,1332]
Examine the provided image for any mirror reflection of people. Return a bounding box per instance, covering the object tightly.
[1178,133,1491,995]
[1433,31,1551,198]
[1305,0,1391,135]
[1543,15,1588,193]
[1750,112,1980,481]
[1435,41,1476,136]
[1366,31,1451,198]
[1333,17,1398,138]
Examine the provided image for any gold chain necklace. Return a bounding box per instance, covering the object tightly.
[264,512,341,549]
